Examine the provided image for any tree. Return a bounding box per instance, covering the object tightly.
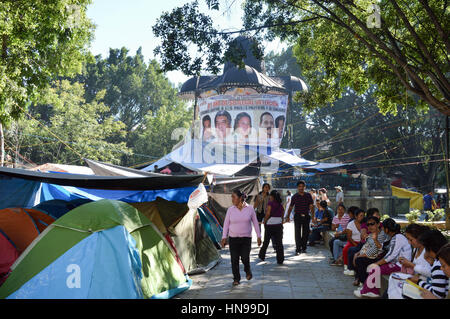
[152,0,449,115]
[0,0,95,165]
[266,48,445,190]
[9,80,130,166]
[130,102,193,166]
[74,47,186,164]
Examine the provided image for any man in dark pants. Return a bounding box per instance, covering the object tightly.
[285,180,314,255]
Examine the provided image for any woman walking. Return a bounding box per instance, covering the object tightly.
[258,190,285,264]
[222,189,262,286]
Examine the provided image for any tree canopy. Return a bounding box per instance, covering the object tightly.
[152,0,449,115]
[0,0,94,125]
[267,47,446,190]
[8,80,130,166]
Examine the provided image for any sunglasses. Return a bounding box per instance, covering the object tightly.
[367,222,376,226]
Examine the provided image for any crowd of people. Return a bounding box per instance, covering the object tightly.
[220,180,450,299]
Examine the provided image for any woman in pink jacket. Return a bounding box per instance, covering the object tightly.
[221,189,262,286]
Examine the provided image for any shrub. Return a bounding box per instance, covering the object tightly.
[405,209,421,223]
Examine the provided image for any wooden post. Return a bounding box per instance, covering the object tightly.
[446,116,450,230]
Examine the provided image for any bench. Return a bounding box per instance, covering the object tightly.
[322,231,335,250]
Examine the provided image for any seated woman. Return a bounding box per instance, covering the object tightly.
[258,190,285,264]
[346,208,382,275]
[352,216,389,287]
[354,218,412,298]
[329,204,350,265]
[408,229,449,299]
[387,224,431,298]
[436,243,450,299]
[342,209,365,273]
[308,201,333,246]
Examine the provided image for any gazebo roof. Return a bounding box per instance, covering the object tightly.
[178,36,308,99]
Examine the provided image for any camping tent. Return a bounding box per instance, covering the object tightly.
[198,204,223,248]
[129,198,222,275]
[0,208,55,254]
[172,207,221,275]
[0,200,191,299]
[0,230,18,285]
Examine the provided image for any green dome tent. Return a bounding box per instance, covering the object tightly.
[0,200,190,299]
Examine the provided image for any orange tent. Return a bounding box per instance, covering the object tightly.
[0,208,54,254]
[25,209,55,233]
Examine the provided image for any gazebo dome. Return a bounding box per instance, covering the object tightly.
[198,65,286,94]
[177,36,308,99]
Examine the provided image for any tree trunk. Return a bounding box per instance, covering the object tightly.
[0,122,4,167]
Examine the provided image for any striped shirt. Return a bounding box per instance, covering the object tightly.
[417,259,449,299]
[359,230,389,259]
[332,213,350,230]
[289,192,313,215]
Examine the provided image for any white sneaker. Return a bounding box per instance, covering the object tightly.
[353,290,362,298]
[343,264,348,271]
[361,292,380,298]
[344,270,355,276]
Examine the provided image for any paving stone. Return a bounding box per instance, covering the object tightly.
[175,223,356,299]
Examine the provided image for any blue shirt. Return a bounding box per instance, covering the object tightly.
[315,208,323,220]
[423,194,433,210]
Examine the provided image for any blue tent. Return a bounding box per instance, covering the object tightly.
[7,225,144,299]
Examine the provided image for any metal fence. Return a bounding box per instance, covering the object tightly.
[270,173,391,192]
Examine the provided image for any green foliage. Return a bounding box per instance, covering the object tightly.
[425,209,446,222]
[405,209,421,223]
[13,80,130,165]
[380,214,390,222]
[266,47,445,189]
[153,0,449,115]
[76,47,182,132]
[0,0,94,126]
[131,103,193,164]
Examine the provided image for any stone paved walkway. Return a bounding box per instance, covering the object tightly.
[176,222,357,299]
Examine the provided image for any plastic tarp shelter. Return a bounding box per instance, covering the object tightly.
[141,140,347,176]
[391,185,424,210]
[0,167,204,208]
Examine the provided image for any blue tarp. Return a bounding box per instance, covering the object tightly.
[197,205,223,246]
[7,225,144,299]
[0,177,41,209]
[49,184,197,204]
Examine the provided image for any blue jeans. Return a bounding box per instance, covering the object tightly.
[333,239,346,260]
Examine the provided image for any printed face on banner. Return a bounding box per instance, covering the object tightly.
[198,94,288,147]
